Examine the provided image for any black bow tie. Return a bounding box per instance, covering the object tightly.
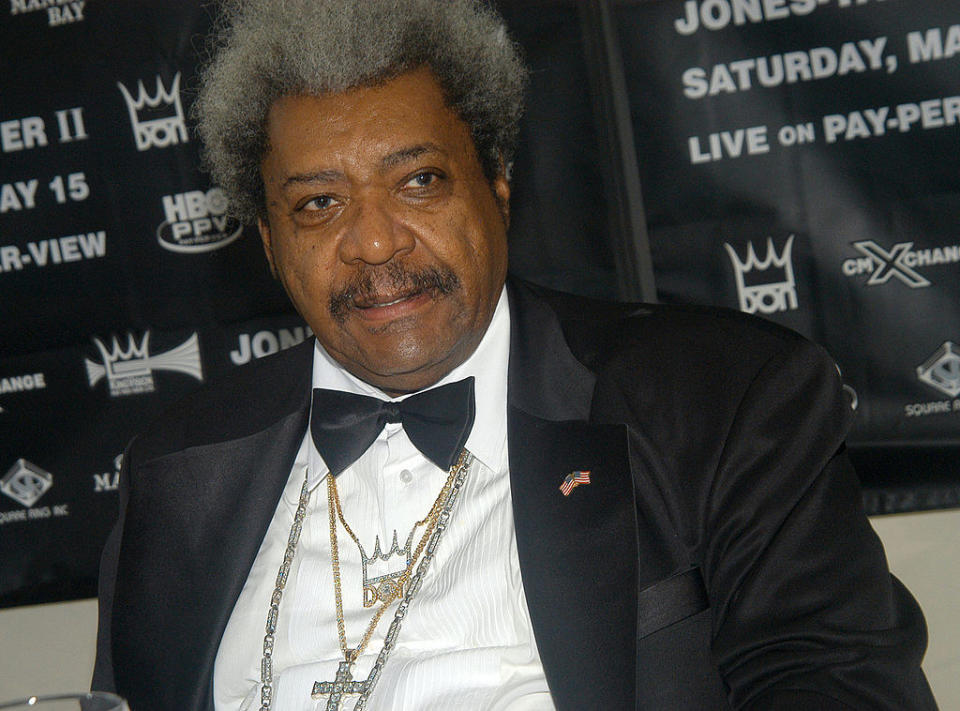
[310,377,476,476]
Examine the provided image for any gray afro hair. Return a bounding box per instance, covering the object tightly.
[194,0,528,224]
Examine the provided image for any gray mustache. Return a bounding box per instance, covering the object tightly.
[328,263,461,323]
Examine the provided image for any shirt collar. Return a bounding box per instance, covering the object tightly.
[309,286,510,478]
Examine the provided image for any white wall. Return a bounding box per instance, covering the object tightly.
[871,509,960,706]
[1,511,957,705]
[0,598,97,699]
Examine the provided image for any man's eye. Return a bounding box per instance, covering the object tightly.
[302,195,334,211]
[406,172,439,188]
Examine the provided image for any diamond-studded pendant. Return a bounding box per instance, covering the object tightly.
[359,528,416,607]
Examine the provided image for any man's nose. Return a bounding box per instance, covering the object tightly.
[338,199,415,265]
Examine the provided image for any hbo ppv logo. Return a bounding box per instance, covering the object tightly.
[157,187,243,253]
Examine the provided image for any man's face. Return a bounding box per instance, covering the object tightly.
[259,67,510,395]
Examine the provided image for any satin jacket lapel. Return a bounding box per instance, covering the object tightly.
[113,343,313,711]
[507,282,638,710]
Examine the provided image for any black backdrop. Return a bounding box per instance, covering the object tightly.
[1,0,958,607]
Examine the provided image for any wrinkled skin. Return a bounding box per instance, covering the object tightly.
[259,67,511,395]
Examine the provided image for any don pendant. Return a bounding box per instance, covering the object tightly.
[359,528,416,607]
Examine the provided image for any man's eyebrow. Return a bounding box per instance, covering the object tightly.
[281,169,344,190]
[379,143,447,171]
[279,143,446,188]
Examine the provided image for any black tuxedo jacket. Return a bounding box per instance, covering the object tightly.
[94,280,936,710]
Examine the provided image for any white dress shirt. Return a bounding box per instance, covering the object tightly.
[214,289,555,710]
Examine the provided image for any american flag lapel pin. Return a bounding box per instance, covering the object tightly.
[559,470,591,496]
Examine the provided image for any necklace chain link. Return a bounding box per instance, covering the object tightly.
[258,449,473,710]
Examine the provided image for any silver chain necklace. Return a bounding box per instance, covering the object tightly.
[258,451,474,710]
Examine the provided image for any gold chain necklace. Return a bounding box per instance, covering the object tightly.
[332,473,442,608]
[257,449,473,711]
[326,453,461,659]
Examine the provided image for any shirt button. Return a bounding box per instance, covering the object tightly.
[399,469,413,484]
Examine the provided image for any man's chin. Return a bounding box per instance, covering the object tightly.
[338,337,471,395]
[320,291,483,393]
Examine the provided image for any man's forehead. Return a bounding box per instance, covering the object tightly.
[266,68,456,135]
[262,71,476,173]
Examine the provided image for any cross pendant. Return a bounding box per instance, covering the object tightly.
[312,659,371,710]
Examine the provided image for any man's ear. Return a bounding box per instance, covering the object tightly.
[493,155,511,228]
[257,216,279,278]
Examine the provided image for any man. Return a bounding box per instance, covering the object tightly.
[93,1,936,709]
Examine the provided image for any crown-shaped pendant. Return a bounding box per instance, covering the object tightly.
[359,527,418,607]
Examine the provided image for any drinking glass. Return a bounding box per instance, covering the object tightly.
[0,693,128,711]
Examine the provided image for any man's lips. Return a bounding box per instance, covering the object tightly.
[327,264,461,326]
[351,288,434,320]
[354,290,417,308]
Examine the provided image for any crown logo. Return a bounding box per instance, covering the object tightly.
[724,235,798,315]
[88,332,152,383]
[359,529,416,607]
[117,72,189,151]
[86,331,203,397]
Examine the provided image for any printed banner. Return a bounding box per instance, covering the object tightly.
[615,0,960,510]
[0,0,614,608]
[0,3,299,607]
[1,0,956,609]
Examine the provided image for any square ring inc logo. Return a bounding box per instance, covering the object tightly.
[1,459,53,508]
[917,342,960,398]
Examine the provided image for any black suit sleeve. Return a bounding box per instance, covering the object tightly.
[702,338,935,709]
[91,439,134,693]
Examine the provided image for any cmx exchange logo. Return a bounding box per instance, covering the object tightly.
[842,240,960,289]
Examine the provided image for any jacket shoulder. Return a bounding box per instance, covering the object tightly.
[523,280,848,437]
[129,339,313,463]
[523,280,829,376]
